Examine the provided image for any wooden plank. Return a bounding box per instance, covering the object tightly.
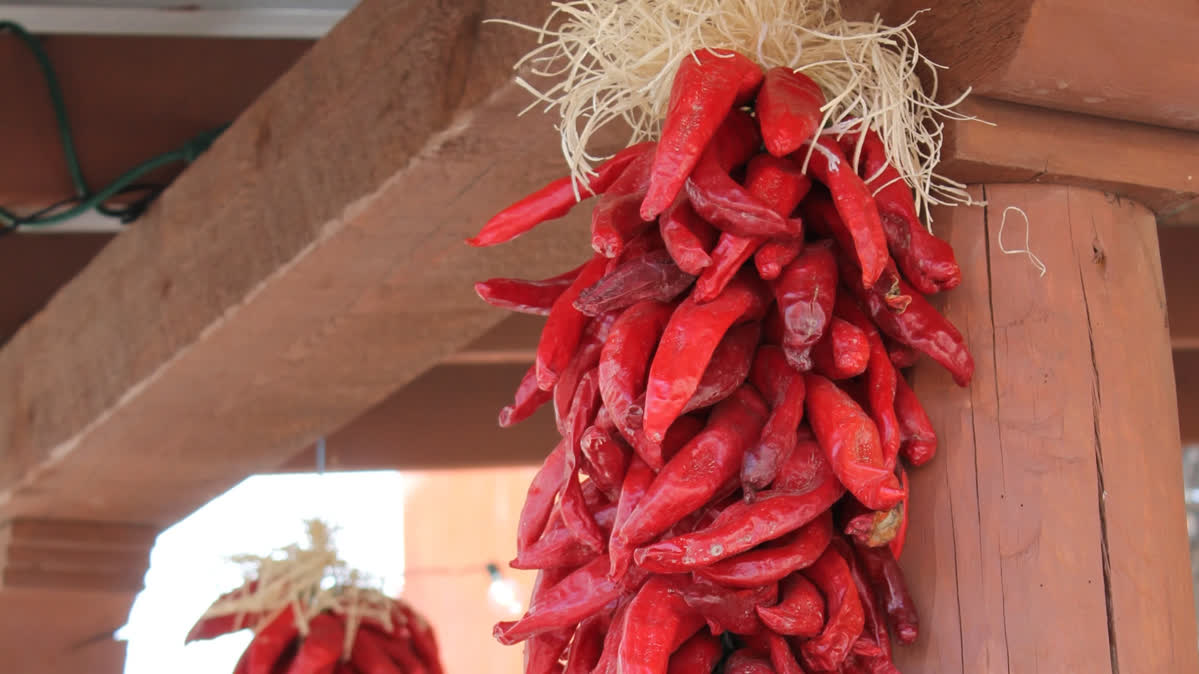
[897,184,1196,672]
[0,234,112,344]
[1160,227,1199,349]
[1177,351,1199,446]
[0,0,592,526]
[0,588,133,673]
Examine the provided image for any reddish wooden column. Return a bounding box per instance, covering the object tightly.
[895,184,1197,672]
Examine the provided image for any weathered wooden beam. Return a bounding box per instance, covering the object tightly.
[0,0,590,526]
[0,587,132,674]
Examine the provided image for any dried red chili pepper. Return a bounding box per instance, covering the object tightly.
[560,370,605,553]
[610,386,768,579]
[500,363,555,428]
[724,649,777,674]
[667,630,723,674]
[599,300,676,445]
[247,606,298,674]
[349,628,405,674]
[553,313,616,434]
[755,237,804,281]
[494,556,641,645]
[659,196,718,275]
[756,572,826,637]
[772,240,838,371]
[186,581,262,642]
[475,265,583,316]
[894,375,936,466]
[562,612,608,674]
[766,632,806,674]
[679,576,778,635]
[886,337,919,369]
[805,373,904,511]
[798,138,888,289]
[644,271,770,441]
[575,250,694,316]
[512,493,617,570]
[833,539,893,669]
[757,67,826,157]
[642,50,764,219]
[376,633,430,674]
[517,567,574,674]
[470,142,655,247]
[589,598,630,674]
[800,546,865,671]
[283,613,343,674]
[890,468,910,560]
[536,254,610,390]
[592,148,657,258]
[579,424,630,499]
[809,316,869,380]
[843,498,903,550]
[617,576,706,674]
[696,510,833,588]
[743,345,806,494]
[517,442,567,554]
[856,544,918,645]
[635,439,843,571]
[683,322,762,414]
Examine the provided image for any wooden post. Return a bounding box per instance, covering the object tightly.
[895,184,1197,672]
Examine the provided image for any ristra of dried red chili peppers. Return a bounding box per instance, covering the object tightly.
[469,48,972,674]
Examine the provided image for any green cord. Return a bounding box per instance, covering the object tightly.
[0,21,228,229]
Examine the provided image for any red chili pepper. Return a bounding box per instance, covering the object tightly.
[580,424,631,499]
[517,567,576,674]
[809,317,869,380]
[562,612,608,674]
[755,237,804,281]
[855,545,918,645]
[838,300,901,470]
[839,128,961,294]
[374,630,430,674]
[349,628,404,674]
[800,546,865,671]
[642,50,764,219]
[517,442,568,554]
[683,322,762,414]
[185,581,262,642]
[694,154,809,301]
[743,345,807,494]
[843,499,904,550]
[805,374,903,511]
[695,510,833,588]
[511,495,617,570]
[809,197,910,312]
[553,313,616,434]
[687,148,801,243]
[599,300,677,444]
[798,138,888,289]
[849,273,974,387]
[772,240,838,371]
[397,603,443,674]
[499,363,554,428]
[890,468,910,560]
[575,250,694,317]
[833,539,894,669]
[536,254,610,390]
[635,439,842,571]
[248,605,299,674]
[494,556,641,645]
[757,67,826,157]
[610,385,768,579]
[659,196,718,275]
[766,632,806,674]
[475,265,583,316]
[560,370,605,554]
[617,576,706,674]
[679,576,778,635]
[886,337,919,369]
[894,375,936,466]
[589,598,630,674]
[282,613,344,674]
[667,630,724,674]
[644,271,770,441]
[470,142,654,247]
[592,148,657,258]
[724,649,777,674]
[756,572,826,637]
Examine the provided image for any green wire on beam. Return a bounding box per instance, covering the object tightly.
[0,20,228,230]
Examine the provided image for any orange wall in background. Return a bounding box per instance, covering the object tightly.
[402,467,540,674]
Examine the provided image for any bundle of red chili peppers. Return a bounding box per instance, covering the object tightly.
[469,49,972,674]
[186,586,444,674]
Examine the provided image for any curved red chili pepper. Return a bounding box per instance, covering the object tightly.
[805,373,904,511]
[800,546,865,671]
[397,602,443,674]
[755,237,804,281]
[682,322,762,414]
[516,442,567,554]
[374,631,430,674]
[512,493,616,570]
[678,576,778,635]
[843,498,904,550]
[886,337,919,369]
[616,576,706,674]
[891,467,910,560]
[610,386,768,579]
[724,649,777,674]
[282,613,344,674]
[349,628,404,674]
[494,556,641,645]
[687,148,800,243]
[742,345,807,493]
[895,375,936,466]
[599,300,676,444]
[644,272,770,441]
[562,612,608,674]
[834,539,894,669]
[560,370,605,554]
[635,439,842,571]
[772,240,838,371]
[798,137,889,289]
[553,313,616,434]
[589,598,630,674]
[766,632,806,674]
[757,67,826,157]
[856,545,919,645]
[579,424,630,499]
[247,605,299,674]
[499,363,554,428]
[756,572,827,637]
[666,630,723,674]
[574,250,694,317]
[469,142,654,247]
[810,317,869,380]
[695,510,833,588]
[185,581,262,642]
[536,254,610,390]
[832,295,901,468]
[659,195,717,275]
[642,50,763,219]
[474,264,583,316]
[591,148,657,258]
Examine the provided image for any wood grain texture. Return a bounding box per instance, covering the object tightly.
[1177,351,1199,447]
[0,234,113,344]
[0,587,133,673]
[896,184,1197,672]
[0,0,594,526]
[1160,227,1199,350]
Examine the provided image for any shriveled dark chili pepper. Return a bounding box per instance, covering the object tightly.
[755,237,804,281]
[536,254,610,391]
[610,385,768,579]
[562,612,608,674]
[617,575,706,674]
[644,271,770,442]
[517,441,567,554]
[470,142,655,247]
[696,510,833,588]
[574,250,693,317]
[642,50,764,219]
[667,630,723,674]
[809,316,869,380]
[743,345,806,494]
[579,424,631,499]
[886,337,919,369]
[680,576,778,635]
[805,373,904,511]
[855,545,918,645]
[635,438,843,571]
[833,538,893,668]
[798,137,888,289]
[660,196,718,275]
[553,313,616,434]
[833,297,901,468]
[842,499,903,550]
[724,649,777,674]
[756,572,827,637]
[772,239,838,371]
[757,67,826,157]
[500,363,555,428]
[475,264,583,316]
[800,546,865,671]
[592,148,657,258]
[599,300,676,446]
[894,375,936,466]
[559,370,605,554]
[683,322,762,414]
[766,632,806,674]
